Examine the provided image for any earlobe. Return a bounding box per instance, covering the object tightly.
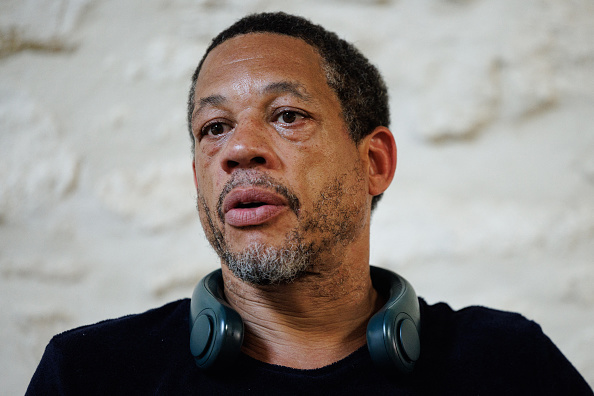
[365,126,397,197]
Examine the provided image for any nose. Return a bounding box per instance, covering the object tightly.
[220,119,281,173]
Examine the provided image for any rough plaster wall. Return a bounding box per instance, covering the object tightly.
[1,0,593,392]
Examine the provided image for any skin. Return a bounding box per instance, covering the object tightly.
[191,33,397,369]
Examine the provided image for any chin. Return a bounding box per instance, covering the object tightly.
[221,240,315,286]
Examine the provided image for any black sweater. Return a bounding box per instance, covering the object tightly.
[27,298,592,395]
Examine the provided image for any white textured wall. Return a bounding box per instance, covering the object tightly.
[1,0,593,393]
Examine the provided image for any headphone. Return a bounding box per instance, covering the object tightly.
[189,266,421,374]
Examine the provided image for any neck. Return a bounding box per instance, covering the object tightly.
[221,258,381,369]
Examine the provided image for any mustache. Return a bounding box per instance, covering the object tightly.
[216,170,301,224]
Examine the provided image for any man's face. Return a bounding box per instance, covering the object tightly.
[190,33,371,284]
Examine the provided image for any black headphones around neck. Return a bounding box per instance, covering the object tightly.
[189,266,421,374]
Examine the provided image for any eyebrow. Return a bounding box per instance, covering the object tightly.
[191,81,313,123]
[262,81,312,102]
[192,94,225,120]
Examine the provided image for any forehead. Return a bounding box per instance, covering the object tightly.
[194,33,331,100]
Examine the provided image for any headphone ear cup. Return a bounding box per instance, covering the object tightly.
[366,266,421,374]
[189,270,244,370]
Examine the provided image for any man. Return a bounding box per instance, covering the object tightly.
[27,12,592,395]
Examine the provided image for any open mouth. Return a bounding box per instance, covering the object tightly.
[222,188,289,227]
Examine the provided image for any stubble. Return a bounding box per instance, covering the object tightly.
[196,166,367,285]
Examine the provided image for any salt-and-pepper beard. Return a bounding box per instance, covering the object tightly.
[196,169,366,286]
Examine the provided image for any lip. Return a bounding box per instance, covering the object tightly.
[222,188,289,227]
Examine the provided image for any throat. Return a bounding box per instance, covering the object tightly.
[222,266,381,369]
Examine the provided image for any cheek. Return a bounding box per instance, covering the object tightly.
[193,166,218,210]
[194,149,218,184]
[308,140,362,178]
[195,146,216,169]
[199,137,228,159]
[194,134,229,172]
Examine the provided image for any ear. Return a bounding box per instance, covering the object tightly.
[192,160,199,190]
[362,126,397,197]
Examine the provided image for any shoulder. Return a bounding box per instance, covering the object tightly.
[27,299,193,395]
[420,298,542,348]
[50,298,190,352]
[419,298,558,363]
[416,299,593,395]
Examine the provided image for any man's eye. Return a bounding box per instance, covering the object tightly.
[202,122,227,136]
[278,111,301,124]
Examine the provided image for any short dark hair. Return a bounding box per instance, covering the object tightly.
[187,12,390,210]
